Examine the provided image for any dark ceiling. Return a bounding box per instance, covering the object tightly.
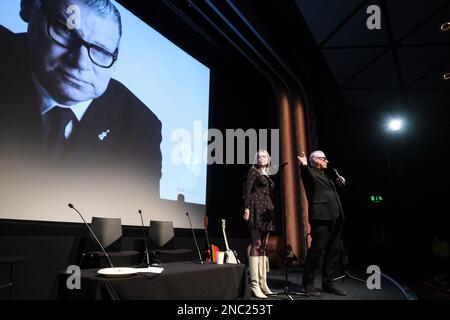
[294,0,450,111]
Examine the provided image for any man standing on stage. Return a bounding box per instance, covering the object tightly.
[297,150,347,296]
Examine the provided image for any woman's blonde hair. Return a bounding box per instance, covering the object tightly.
[252,149,271,174]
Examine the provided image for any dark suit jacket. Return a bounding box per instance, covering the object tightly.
[0,28,162,195]
[299,164,344,221]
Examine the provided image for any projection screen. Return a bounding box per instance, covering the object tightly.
[0,0,210,229]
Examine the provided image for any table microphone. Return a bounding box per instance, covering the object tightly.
[68,203,114,268]
[138,209,151,267]
[186,212,203,264]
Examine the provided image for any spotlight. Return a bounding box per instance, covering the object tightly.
[387,119,403,132]
[441,22,450,32]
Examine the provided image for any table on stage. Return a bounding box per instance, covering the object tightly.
[57,261,251,300]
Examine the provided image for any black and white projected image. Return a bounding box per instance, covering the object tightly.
[0,0,210,228]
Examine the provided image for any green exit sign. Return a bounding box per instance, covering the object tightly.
[370,195,383,203]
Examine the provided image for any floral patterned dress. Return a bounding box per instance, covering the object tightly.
[243,167,275,232]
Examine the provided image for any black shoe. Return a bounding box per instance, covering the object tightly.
[322,285,347,296]
[301,285,321,297]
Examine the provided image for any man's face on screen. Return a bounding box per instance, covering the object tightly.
[27,0,120,105]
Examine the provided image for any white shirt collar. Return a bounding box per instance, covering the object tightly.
[31,71,92,121]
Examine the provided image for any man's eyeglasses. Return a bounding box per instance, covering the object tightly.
[316,157,327,161]
[43,8,118,68]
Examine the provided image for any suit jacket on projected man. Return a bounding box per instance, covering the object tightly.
[0,28,162,195]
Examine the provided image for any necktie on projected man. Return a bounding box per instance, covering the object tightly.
[45,106,76,161]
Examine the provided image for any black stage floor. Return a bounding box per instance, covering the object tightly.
[255,267,417,300]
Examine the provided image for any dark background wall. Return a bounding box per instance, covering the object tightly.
[317,101,450,281]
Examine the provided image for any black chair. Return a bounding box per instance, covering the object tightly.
[80,217,139,268]
[0,254,26,300]
[147,220,192,265]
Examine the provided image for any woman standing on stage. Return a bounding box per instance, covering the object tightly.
[243,149,275,298]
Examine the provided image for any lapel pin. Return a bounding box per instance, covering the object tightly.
[98,129,110,141]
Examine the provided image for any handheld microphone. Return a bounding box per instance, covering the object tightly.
[68,203,114,268]
[186,212,203,264]
[332,168,346,186]
[138,209,151,267]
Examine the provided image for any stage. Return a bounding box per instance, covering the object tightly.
[57,261,415,300]
[262,267,417,300]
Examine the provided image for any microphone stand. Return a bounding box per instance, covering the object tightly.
[327,173,365,285]
[138,209,151,267]
[331,245,366,284]
[270,162,309,299]
[186,212,203,264]
[68,203,114,268]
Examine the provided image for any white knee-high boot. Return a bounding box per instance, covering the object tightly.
[249,256,267,298]
[259,256,274,295]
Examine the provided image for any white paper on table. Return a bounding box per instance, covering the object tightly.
[134,267,164,274]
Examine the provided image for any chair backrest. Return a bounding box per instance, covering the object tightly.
[148,220,174,249]
[90,217,122,250]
